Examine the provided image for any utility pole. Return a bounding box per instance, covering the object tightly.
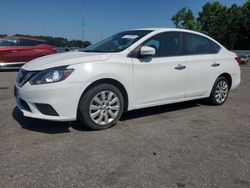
[82,0,85,47]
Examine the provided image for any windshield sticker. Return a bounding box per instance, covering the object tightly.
[122,35,138,39]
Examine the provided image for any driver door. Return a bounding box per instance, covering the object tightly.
[131,32,187,108]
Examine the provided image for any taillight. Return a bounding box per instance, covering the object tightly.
[52,47,57,52]
[235,57,241,65]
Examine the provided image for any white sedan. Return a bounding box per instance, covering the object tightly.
[15,28,241,130]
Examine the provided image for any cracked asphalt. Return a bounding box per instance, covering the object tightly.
[0,67,250,188]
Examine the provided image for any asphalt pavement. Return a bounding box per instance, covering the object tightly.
[0,67,250,188]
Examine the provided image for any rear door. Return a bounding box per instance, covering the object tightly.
[17,39,43,62]
[181,32,221,97]
[17,39,37,61]
[0,38,20,62]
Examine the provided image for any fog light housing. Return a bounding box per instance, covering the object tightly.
[35,103,59,116]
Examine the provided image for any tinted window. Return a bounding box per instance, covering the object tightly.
[0,38,18,46]
[142,32,181,57]
[182,33,220,55]
[18,39,45,46]
[209,40,220,53]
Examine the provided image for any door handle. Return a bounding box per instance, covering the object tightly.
[174,64,186,70]
[211,63,220,67]
[11,50,18,53]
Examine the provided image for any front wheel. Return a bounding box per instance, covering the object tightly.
[78,84,124,130]
[208,77,230,105]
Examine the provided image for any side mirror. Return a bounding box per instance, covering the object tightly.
[140,46,156,57]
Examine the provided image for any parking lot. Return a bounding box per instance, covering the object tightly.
[0,67,250,188]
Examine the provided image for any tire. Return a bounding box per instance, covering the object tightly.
[78,83,124,130]
[208,77,230,105]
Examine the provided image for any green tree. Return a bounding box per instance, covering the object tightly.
[236,0,250,49]
[198,2,228,47]
[13,34,91,48]
[225,4,242,49]
[171,8,200,31]
[172,1,250,50]
[198,1,250,50]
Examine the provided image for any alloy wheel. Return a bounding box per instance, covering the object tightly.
[214,80,229,104]
[89,90,120,126]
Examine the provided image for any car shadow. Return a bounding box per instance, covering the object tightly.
[12,99,205,134]
[120,100,202,121]
[12,107,90,134]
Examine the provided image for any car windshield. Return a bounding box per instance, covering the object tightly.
[0,38,18,46]
[84,30,152,53]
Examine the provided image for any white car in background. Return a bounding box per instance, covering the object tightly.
[15,28,241,130]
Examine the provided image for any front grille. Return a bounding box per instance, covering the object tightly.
[16,69,36,87]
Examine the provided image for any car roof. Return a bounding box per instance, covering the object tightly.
[1,36,46,42]
[133,28,203,34]
[132,27,191,30]
[131,27,221,45]
[125,27,225,52]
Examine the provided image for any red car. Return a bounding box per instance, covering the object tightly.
[0,36,57,68]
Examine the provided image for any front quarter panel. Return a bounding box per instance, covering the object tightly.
[67,57,133,110]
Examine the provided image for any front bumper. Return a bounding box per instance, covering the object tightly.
[231,67,241,90]
[15,81,88,121]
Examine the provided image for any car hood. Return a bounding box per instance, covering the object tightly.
[22,51,112,71]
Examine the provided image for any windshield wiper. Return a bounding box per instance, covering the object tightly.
[83,50,104,52]
[83,50,117,53]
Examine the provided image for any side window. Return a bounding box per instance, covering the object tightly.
[182,33,220,55]
[143,32,181,57]
[208,40,220,53]
[18,39,44,46]
[144,39,160,51]
[0,38,18,46]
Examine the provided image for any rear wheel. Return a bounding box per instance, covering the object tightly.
[208,77,230,105]
[78,84,124,130]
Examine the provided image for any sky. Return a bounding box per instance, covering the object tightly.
[0,0,246,42]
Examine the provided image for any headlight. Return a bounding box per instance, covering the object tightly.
[29,66,74,85]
